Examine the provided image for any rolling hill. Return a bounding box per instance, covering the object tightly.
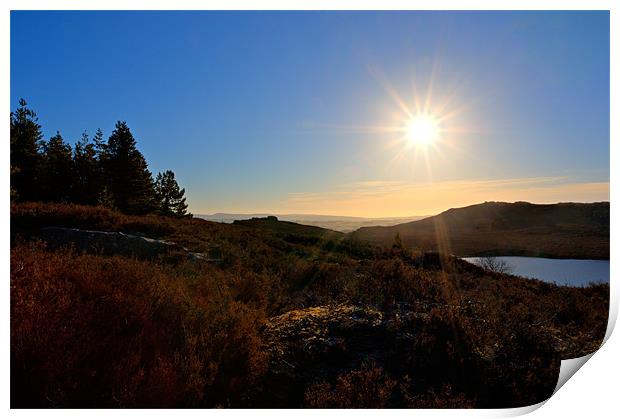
[232,216,344,241]
[351,201,610,259]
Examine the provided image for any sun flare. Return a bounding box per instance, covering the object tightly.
[328,63,472,178]
[405,116,439,146]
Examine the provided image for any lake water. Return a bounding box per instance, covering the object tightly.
[462,256,610,287]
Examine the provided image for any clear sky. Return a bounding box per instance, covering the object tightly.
[11,11,609,217]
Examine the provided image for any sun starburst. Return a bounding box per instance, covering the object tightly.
[404,115,440,147]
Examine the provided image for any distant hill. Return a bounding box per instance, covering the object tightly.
[233,216,345,241]
[351,201,610,259]
[199,213,366,223]
[197,213,428,232]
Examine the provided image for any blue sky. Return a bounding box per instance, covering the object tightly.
[11,11,609,216]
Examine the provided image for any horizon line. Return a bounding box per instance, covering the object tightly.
[192,199,610,219]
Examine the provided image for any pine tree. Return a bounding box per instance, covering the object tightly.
[72,132,102,205]
[104,121,156,214]
[92,128,108,170]
[92,128,106,155]
[91,128,115,207]
[10,101,191,214]
[154,170,189,217]
[10,99,44,201]
[41,131,74,202]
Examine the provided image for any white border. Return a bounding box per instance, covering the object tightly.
[3,1,617,418]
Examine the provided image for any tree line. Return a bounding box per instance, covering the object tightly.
[10,99,189,217]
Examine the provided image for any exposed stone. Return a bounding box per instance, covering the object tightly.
[263,305,408,380]
[39,226,222,263]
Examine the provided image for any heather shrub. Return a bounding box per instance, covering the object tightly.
[11,242,266,407]
[399,382,475,408]
[304,364,397,408]
[11,201,121,232]
[11,201,175,237]
[10,202,609,408]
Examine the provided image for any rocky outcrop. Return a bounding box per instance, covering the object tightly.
[260,304,436,406]
[39,226,221,262]
[263,305,385,374]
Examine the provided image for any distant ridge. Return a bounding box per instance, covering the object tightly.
[198,213,369,222]
[196,213,428,233]
[351,201,609,259]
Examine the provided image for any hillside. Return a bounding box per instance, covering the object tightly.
[352,201,610,259]
[10,202,609,408]
[232,216,344,241]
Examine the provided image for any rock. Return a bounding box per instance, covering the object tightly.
[258,303,484,407]
[186,251,223,263]
[259,305,382,406]
[39,226,222,263]
[262,305,412,381]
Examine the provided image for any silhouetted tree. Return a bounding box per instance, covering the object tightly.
[10,99,44,201]
[10,100,190,214]
[104,121,156,214]
[392,232,404,250]
[72,132,102,205]
[10,166,20,201]
[41,131,74,202]
[92,128,107,156]
[475,256,514,275]
[91,128,116,207]
[154,170,189,217]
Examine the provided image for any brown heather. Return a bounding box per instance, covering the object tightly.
[11,242,267,407]
[10,202,609,408]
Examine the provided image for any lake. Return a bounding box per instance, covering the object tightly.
[462,256,610,287]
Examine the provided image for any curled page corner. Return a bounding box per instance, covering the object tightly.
[552,299,614,396]
[553,352,595,395]
[497,352,598,417]
[501,400,547,417]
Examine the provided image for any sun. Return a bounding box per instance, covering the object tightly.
[405,115,439,146]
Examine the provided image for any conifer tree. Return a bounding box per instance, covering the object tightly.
[10,99,44,201]
[73,132,102,205]
[92,128,106,155]
[154,170,189,217]
[91,128,116,207]
[10,100,191,214]
[41,131,74,202]
[104,121,156,214]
